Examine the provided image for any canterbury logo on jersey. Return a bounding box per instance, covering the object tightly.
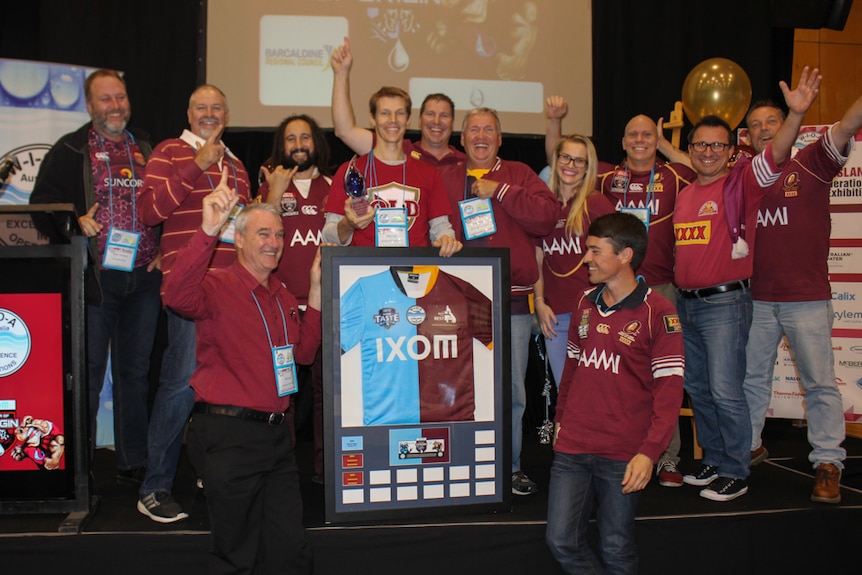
[674,220,710,244]
[578,347,621,374]
[375,335,459,362]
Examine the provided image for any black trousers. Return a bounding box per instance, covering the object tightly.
[187,411,312,575]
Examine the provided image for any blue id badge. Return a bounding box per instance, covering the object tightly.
[620,206,650,228]
[459,197,496,240]
[102,227,140,271]
[375,206,409,247]
[218,203,244,244]
[273,344,298,396]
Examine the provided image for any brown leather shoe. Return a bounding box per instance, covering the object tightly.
[811,463,841,504]
[750,446,769,467]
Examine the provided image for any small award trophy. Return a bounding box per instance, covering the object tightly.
[344,156,369,215]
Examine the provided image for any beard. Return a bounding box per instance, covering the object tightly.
[281,148,316,172]
[93,109,129,138]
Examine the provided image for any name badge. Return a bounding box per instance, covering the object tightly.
[219,203,244,244]
[459,197,496,240]
[273,344,298,396]
[375,206,408,247]
[102,227,140,271]
[620,206,650,228]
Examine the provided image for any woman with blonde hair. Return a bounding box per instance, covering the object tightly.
[534,134,615,384]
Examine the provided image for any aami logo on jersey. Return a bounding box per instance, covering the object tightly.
[375,334,459,362]
[288,228,321,247]
[543,234,584,256]
[432,305,457,324]
[757,207,788,228]
[373,307,400,329]
[406,305,426,325]
[616,198,661,216]
[578,347,620,374]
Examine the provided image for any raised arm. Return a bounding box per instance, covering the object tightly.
[832,91,862,151]
[657,117,692,167]
[331,37,374,155]
[544,96,567,165]
[771,66,822,166]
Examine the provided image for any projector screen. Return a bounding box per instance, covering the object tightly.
[206,0,592,136]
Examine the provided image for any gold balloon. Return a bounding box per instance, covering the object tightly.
[681,58,752,129]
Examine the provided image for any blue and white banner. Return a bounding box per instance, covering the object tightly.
[0,58,93,206]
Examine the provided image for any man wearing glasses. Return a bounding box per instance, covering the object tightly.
[672,68,821,501]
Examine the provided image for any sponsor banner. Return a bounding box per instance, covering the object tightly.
[832,281,862,330]
[828,246,862,275]
[770,337,862,422]
[0,59,93,206]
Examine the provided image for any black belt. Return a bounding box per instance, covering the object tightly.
[193,402,286,425]
[677,279,749,299]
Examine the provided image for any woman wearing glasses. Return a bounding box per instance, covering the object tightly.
[534,135,615,386]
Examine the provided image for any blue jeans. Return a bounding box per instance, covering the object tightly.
[511,313,532,472]
[543,311,571,390]
[140,308,197,496]
[546,452,640,575]
[744,300,845,469]
[677,289,752,480]
[87,267,162,469]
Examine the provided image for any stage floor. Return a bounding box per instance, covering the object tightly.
[1,418,861,575]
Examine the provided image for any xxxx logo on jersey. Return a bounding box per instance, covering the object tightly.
[674,220,710,245]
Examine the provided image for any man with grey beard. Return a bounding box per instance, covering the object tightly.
[136,84,252,522]
[31,69,161,487]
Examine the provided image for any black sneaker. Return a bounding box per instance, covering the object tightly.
[137,491,189,523]
[683,464,719,486]
[699,476,748,501]
[511,471,538,495]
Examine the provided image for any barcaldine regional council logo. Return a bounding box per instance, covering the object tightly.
[0,308,31,377]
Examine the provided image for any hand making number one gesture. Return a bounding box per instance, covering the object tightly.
[201,165,239,237]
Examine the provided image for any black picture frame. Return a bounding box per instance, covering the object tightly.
[322,247,512,524]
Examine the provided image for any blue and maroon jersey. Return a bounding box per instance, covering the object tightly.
[340,267,492,425]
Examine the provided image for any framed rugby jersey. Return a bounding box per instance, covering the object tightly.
[322,247,511,523]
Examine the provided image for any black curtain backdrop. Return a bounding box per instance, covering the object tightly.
[591,0,794,163]
[0,0,201,145]
[1,0,793,179]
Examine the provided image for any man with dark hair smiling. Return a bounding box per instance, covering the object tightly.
[673,68,821,502]
[742,91,862,504]
[546,212,684,574]
[259,113,331,482]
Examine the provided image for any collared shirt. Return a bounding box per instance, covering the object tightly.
[163,228,322,413]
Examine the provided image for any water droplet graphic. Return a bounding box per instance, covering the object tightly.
[388,39,410,73]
